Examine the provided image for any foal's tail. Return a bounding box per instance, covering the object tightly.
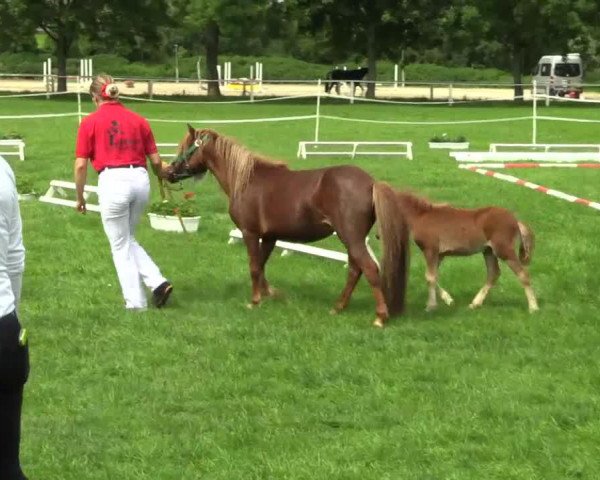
[517,221,535,266]
[373,182,410,316]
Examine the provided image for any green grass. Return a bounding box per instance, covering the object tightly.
[2,95,600,479]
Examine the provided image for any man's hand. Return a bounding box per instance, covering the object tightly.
[76,198,87,214]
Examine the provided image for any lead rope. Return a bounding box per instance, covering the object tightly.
[157,176,188,233]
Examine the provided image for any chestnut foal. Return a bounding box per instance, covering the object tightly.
[394,191,539,313]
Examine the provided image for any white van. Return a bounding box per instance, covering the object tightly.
[533,53,583,97]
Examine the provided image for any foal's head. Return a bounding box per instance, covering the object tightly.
[162,125,218,183]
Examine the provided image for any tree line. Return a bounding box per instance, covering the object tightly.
[0,0,598,97]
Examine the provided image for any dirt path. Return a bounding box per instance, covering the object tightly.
[1,77,598,102]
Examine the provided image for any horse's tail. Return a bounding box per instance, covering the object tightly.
[372,182,410,316]
[517,221,535,266]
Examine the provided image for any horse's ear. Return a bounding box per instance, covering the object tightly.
[187,123,196,138]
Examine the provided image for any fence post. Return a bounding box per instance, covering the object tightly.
[430,85,434,101]
[532,80,537,144]
[394,64,398,88]
[545,84,550,107]
[350,81,355,104]
[148,80,153,99]
[315,79,321,142]
[77,77,82,124]
[448,83,453,106]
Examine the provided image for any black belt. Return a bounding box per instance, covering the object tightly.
[99,165,144,174]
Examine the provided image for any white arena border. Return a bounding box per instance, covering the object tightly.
[297,140,413,160]
[0,91,71,99]
[489,143,600,153]
[320,114,531,126]
[228,228,379,268]
[39,180,100,212]
[147,114,316,124]
[322,92,527,105]
[450,151,600,163]
[120,93,316,105]
[460,165,600,211]
[460,162,600,169]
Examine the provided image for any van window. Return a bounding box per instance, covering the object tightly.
[554,63,581,77]
[540,63,551,76]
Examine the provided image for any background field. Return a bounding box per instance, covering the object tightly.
[2,94,600,479]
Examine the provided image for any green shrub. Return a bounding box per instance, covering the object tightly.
[148,192,201,217]
[16,176,36,194]
[0,131,23,139]
[429,133,468,143]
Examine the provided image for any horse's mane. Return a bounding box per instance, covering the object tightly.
[395,190,435,214]
[210,132,287,198]
[177,131,287,198]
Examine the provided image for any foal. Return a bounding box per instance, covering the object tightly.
[394,191,539,313]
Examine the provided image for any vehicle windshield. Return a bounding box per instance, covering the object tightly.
[554,63,581,77]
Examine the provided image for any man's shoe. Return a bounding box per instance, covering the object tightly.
[152,281,173,308]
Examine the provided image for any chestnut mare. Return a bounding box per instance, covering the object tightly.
[162,126,410,327]
[391,190,538,312]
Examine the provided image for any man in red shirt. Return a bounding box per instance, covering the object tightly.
[74,74,172,310]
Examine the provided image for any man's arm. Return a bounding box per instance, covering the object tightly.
[74,157,88,213]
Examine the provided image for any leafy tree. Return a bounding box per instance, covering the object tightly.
[293,0,445,98]
[179,0,271,97]
[440,0,600,99]
[0,1,37,52]
[11,0,168,91]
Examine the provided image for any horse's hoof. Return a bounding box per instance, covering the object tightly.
[425,305,437,312]
[329,308,339,316]
[268,287,283,298]
[529,305,539,313]
[469,302,480,310]
[440,294,454,306]
[246,302,260,310]
[373,318,385,328]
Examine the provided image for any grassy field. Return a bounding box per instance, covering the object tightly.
[2,94,600,479]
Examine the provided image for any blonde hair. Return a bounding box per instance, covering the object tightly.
[89,74,119,100]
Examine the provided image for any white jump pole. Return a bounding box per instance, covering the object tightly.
[394,64,398,88]
[216,65,222,86]
[77,78,82,124]
[315,79,321,142]
[532,80,537,145]
[224,61,231,85]
[43,59,49,98]
[259,62,263,86]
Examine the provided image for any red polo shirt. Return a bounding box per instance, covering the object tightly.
[75,101,158,172]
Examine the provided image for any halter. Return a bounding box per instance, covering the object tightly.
[169,133,210,180]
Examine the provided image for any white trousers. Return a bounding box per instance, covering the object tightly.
[98,167,166,309]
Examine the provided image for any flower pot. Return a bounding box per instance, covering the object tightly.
[18,193,36,201]
[147,213,200,233]
[428,142,470,150]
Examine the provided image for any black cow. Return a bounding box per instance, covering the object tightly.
[324,67,369,95]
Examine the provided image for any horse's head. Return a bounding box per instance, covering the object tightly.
[162,125,217,183]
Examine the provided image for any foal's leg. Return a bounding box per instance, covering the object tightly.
[435,257,454,306]
[331,256,362,314]
[424,249,440,312]
[469,249,500,309]
[242,233,263,308]
[258,238,277,296]
[495,244,539,312]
